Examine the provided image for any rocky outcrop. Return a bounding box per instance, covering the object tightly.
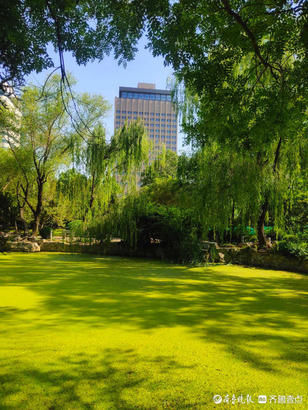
[7,240,40,252]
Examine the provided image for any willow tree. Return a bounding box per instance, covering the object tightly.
[72,119,150,222]
[56,169,89,222]
[148,1,307,246]
[176,137,307,244]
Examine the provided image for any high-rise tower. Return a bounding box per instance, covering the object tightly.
[114,83,177,154]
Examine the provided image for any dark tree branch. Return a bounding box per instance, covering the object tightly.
[220,0,281,80]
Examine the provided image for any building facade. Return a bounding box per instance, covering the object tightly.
[114,83,177,154]
[0,83,20,148]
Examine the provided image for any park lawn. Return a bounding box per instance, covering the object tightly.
[0,253,307,409]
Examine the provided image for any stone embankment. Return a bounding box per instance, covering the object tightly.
[3,235,307,274]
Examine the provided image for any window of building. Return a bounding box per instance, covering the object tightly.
[120,91,172,102]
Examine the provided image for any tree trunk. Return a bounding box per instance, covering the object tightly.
[16,183,29,234]
[83,174,96,220]
[32,180,44,236]
[257,199,268,248]
[19,206,28,234]
[89,173,96,210]
[230,200,235,242]
[33,215,40,237]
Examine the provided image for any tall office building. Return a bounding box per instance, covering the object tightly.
[114,83,177,154]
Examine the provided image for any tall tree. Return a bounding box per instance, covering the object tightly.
[1,73,150,234]
[1,75,73,234]
[148,0,307,245]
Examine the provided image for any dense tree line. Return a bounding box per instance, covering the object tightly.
[0,1,307,257]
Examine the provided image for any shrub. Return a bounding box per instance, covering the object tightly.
[39,226,52,239]
[0,235,9,252]
[275,240,308,261]
[91,197,205,264]
[282,234,298,242]
[133,204,204,264]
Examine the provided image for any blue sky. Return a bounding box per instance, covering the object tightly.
[26,39,188,153]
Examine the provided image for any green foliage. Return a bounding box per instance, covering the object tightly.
[71,116,150,221]
[141,148,178,187]
[276,241,308,261]
[39,226,52,240]
[0,192,18,229]
[1,72,150,234]
[93,193,204,264]
[0,1,169,85]
[0,236,8,252]
[151,1,307,246]
[56,169,89,222]
[67,220,84,239]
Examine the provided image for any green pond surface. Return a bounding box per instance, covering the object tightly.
[0,252,307,409]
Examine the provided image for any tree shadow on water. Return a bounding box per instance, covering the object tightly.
[0,348,203,409]
[1,254,308,377]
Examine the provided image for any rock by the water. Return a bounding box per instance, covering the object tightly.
[7,241,40,252]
